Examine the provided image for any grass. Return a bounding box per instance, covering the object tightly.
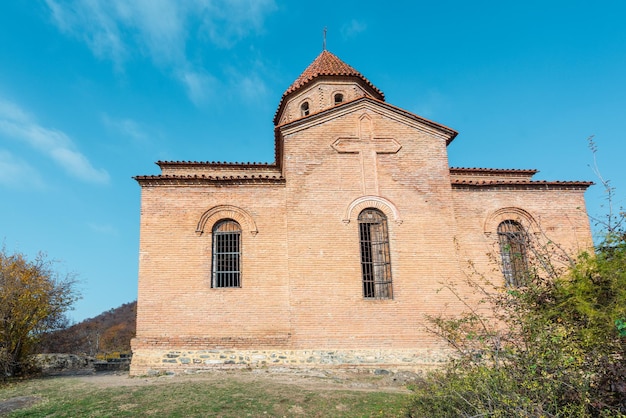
[0,371,411,417]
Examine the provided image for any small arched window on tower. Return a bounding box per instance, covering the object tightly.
[358,209,393,299]
[497,220,528,286]
[334,93,344,105]
[300,101,310,117]
[212,219,241,288]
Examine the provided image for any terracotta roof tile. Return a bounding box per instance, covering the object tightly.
[156,161,275,168]
[451,179,593,189]
[283,50,383,98]
[274,51,384,125]
[450,167,538,175]
[134,174,285,186]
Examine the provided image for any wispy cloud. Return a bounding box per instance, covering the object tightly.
[410,89,449,120]
[341,19,367,39]
[102,114,148,142]
[0,150,45,189]
[0,99,110,184]
[176,68,218,106]
[87,222,119,236]
[45,0,277,102]
[236,74,269,102]
[46,0,128,72]
[224,64,269,103]
[194,0,277,48]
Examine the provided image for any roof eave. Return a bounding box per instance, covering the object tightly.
[156,161,277,169]
[134,175,286,186]
[451,181,594,190]
[450,167,539,175]
[273,74,384,126]
[277,95,457,144]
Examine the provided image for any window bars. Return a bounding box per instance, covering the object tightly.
[212,220,241,288]
[497,220,528,286]
[358,209,393,299]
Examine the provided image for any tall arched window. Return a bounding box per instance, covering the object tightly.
[497,220,527,286]
[358,209,393,299]
[300,101,310,116]
[334,93,344,105]
[212,219,241,288]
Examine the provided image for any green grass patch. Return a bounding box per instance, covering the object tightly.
[0,374,410,417]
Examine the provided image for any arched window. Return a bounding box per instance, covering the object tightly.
[212,219,241,288]
[300,101,310,116]
[334,93,344,105]
[358,209,393,299]
[497,220,527,286]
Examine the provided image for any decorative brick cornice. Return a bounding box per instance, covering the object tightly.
[157,161,276,169]
[134,174,286,186]
[451,179,593,190]
[450,167,538,175]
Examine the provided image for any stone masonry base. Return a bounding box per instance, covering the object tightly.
[129,347,452,376]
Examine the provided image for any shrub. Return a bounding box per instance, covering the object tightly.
[408,217,625,416]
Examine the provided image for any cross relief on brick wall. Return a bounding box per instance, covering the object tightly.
[331,114,402,195]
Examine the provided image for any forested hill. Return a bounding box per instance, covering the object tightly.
[38,301,136,355]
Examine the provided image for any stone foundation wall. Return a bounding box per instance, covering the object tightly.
[35,354,96,374]
[129,347,452,376]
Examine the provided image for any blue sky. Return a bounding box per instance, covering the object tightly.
[1,1,624,323]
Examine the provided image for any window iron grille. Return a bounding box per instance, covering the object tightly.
[212,219,241,288]
[358,209,393,299]
[497,220,528,287]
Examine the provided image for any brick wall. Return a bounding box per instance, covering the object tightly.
[132,90,592,376]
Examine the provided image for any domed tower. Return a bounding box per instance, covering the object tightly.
[274,50,385,126]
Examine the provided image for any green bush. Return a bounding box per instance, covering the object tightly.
[408,222,626,417]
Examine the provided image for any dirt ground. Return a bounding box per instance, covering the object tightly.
[0,396,43,415]
[68,368,417,393]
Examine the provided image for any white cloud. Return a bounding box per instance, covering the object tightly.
[45,0,277,102]
[238,74,268,101]
[102,114,148,142]
[46,0,128,72]
[115,0,187,66]
[0,150,45,189]
[0,98,110,184]
[341,19,367,39]
[87,222,118,236]
[225,68,268,102]
[177,68,218,106]
[194,0,278,48]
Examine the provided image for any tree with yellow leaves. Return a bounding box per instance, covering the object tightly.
[0,247,79,378]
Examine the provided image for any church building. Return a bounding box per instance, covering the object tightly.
[130,50,592,375]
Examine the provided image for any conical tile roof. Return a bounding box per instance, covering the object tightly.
[283,50,383,97]
[274,50,384,124]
